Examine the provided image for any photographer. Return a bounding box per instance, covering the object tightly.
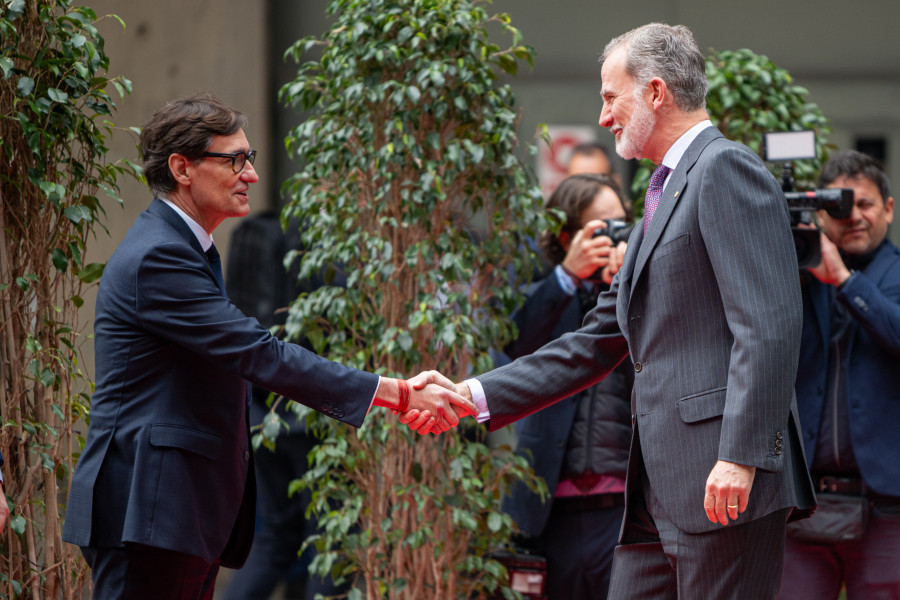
[502,173,632,600]
[779,150,900,599]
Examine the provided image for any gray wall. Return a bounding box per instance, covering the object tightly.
[489,0,900,200]
[80,0,900,338]
[272,0,900,240]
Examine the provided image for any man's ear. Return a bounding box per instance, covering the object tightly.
[648,77,668,111]
[168,154,192,186]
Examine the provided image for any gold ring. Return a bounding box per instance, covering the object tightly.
[727,504,739,509]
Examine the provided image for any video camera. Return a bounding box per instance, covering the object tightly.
[763,131,854,269]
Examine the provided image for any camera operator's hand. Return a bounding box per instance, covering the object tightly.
[806,227,852,287]
[601,240,628,284]
[561,219,615,280]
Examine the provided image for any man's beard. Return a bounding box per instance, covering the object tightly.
[615,94,656,160]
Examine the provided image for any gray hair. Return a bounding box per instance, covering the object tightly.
[600,23,708,112]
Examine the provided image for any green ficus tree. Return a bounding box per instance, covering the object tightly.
[0,1,135,597]
[276,0,549,598]
[631,47,832,208]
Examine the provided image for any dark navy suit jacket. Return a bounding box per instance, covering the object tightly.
[795,239,900,496]
[63,199,379,567]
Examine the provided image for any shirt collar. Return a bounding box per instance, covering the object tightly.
[660,119,714,172]
[160,198,214,251]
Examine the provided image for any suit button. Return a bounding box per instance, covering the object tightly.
[634,362,642,372]
[244,450,250,462]
[776,431,783,440]
[774,448,782,455]
[775,439,783,448]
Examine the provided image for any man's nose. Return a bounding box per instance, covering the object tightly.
[599,105,612,129]
[241,161,260,183]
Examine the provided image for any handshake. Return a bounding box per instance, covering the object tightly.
[373,371,478,435]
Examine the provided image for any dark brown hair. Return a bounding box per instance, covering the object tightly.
[819,150,891,204]
[139,93,247,197]
[539,173,631,265]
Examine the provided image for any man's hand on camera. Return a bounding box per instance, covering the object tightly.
[804,226,852,287]
[601,240,627,284]
[561,219,614,280]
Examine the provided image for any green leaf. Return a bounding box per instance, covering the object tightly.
[262,411,283,441]
[65,205,93,224]
[0,57,13,78]
[52,248,68,272]
[487,511,503,532]
[17,76,35,97]
[397,329,413,352]
[76,262,105,283]
[6,0,25,15]
[10,515,26,536]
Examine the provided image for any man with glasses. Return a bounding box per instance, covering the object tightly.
[62,94,475,599]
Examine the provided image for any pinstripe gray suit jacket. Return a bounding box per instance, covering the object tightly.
[481,126,815,534]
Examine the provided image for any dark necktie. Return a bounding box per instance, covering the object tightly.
[205,244,226,294]
[643,164,672,235]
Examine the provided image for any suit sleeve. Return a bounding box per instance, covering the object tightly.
[838,269,900,358]
[480,273,629,431]
[505,274,575,359]
[135,242,379,427]
[697,144,802,471]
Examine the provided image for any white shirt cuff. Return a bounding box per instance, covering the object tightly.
[465,378,491,423]
[554,264,578,296]
[366,375,381,415]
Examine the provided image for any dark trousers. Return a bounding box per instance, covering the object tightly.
[778,503,900,599]
[221,430,344,600]
[541,495,624,600]
[607,466,790,600]
[82,544,219,600]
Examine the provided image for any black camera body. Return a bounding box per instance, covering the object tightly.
[592,219,634,245]
[587,220,634,282]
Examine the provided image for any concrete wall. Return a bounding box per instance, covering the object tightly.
[85,0,272,268]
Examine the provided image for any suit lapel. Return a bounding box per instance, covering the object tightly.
[629,127,723,301]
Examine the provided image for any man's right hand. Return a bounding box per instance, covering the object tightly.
[403,371,475,434]
[561,219,615,280]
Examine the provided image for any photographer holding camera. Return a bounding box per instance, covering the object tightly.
[779,150,900,599]
[502,173,633,599]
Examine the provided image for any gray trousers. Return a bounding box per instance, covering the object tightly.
[608,464,790,600]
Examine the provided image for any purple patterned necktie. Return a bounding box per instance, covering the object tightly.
[643,164,672,235]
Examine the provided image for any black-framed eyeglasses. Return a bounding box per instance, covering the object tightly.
[201,149,257,173]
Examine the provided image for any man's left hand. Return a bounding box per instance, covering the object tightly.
[704,460,756,526]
